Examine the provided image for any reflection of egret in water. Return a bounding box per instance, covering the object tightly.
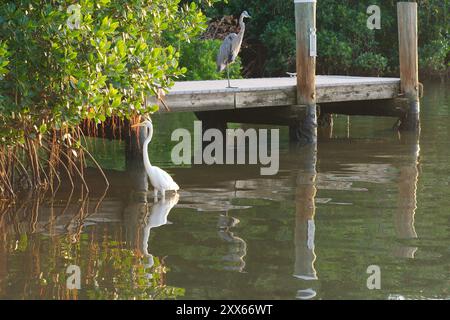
[393,132,420,258]
[217,212,247,272]
[121,150,176,278]
[294,145,318,299]
[140,194,179,277]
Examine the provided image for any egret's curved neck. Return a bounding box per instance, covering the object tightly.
[143,124,154,170]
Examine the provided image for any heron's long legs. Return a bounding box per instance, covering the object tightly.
[226,64,238,89]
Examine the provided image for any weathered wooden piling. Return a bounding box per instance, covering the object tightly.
[290,0,317,144]
[398,2,420,130]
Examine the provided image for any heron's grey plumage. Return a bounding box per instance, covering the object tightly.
[216,11,251,87]
[217,33,238,72]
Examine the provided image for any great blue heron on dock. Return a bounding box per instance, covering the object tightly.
[216,11,251,88]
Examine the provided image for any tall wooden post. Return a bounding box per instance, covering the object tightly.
[398,2,420,130]
[291,0,317,144]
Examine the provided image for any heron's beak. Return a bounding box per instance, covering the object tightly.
[131,123,144,128]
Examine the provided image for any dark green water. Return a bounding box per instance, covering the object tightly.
[0,81,448,300]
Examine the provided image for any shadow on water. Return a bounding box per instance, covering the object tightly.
[0,81,448,300]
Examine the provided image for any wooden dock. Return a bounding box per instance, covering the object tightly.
[159,76,401,112]
[142,1,420,145]
[148,2,420,144]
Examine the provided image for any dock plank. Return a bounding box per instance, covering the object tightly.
[152,76,400,112]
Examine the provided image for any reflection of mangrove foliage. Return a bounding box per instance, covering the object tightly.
[0,192,185,300]
[0,0,222,198]
[0,222,184,299]
[85,247,185,300]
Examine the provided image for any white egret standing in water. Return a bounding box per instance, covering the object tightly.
[216,10,251,88]
[132,119,179,201]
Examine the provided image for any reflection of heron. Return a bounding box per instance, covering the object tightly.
[132,119,179,201]
[217,212,247,272]
[216,11,251,88]
[141,194,179,274]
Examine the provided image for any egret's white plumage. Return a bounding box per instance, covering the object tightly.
[133,120,179,201]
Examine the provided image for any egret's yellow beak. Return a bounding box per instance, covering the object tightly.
[131,123,144,128]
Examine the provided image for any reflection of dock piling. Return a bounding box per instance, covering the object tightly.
[394,132,420,258]
[294,145,318,283]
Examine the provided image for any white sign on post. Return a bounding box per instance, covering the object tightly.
[310,28,317,57]
[293,0,318,57]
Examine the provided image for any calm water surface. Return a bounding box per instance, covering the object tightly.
[0,81,448,300]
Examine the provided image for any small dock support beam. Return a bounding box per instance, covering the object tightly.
[398,2,420,130]
[291,0,317,144]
